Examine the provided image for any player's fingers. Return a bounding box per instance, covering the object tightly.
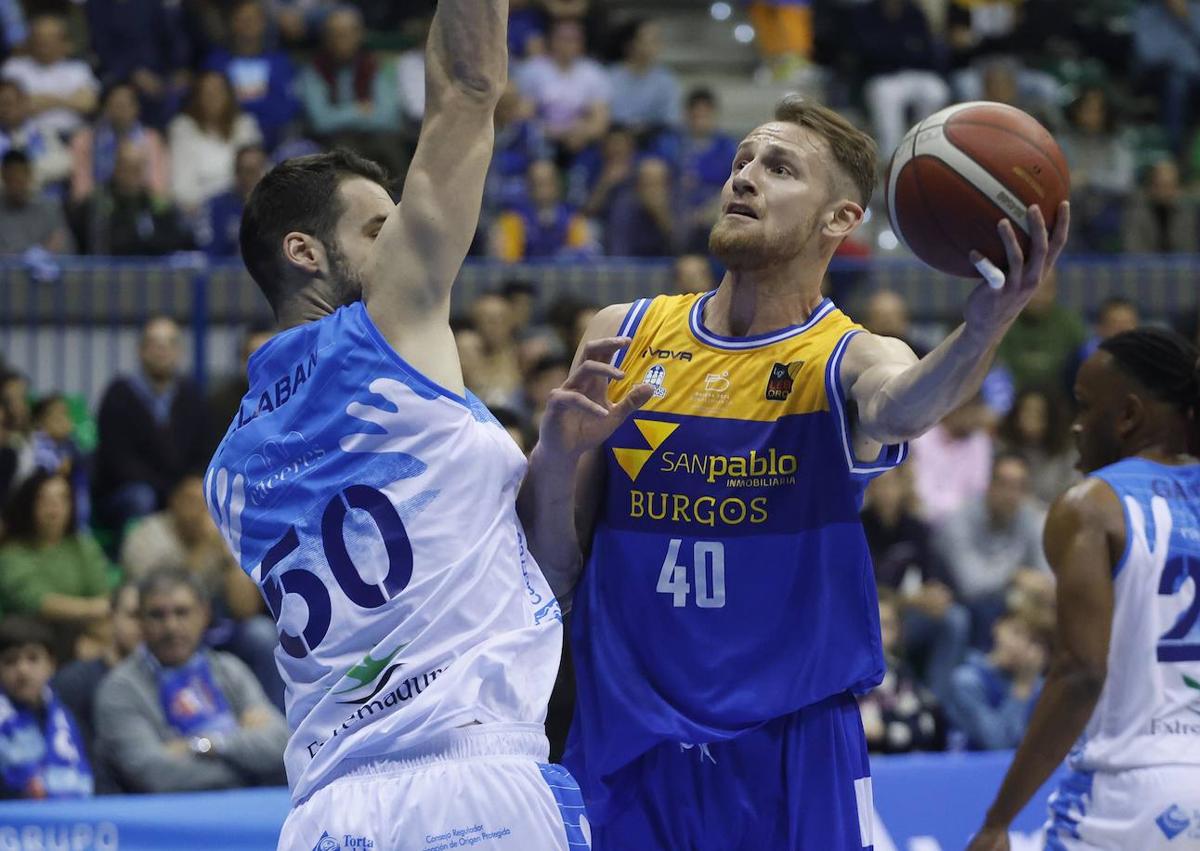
[562,359,624,391]
[610,383,655,420]
[1022,204,1049,287]
[970,251,1005,290]
[580,336,632,364]
[547,388,609,419]
[997,218,1024,285]
[1046,200,1071,267]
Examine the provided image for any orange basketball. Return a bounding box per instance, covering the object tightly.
[885,102,1070,278]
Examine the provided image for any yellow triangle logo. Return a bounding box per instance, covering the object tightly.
[614,448,656,482]
[635,420,678,451]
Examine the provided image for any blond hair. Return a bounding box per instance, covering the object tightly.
[774,94,878,207]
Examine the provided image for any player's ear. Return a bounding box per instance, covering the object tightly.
[1116,392,1145,441]
[823,199,864,239]
[282,231,325,277]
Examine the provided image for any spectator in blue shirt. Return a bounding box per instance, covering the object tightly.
[0,0,25,65]
[944,612,1049,750]
[485,82,551,216]
[298,6,402,175]
[85,0,197,127]
[196,143,267,257]
[605,156,678,257]
[205,0,299,150]
[608,19,682,144]
[678,88,737,253]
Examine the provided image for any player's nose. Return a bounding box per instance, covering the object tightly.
[732,171,758,197]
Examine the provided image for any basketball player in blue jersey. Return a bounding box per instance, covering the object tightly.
[204,1,646,848]
[519,96,1070,850]
[968,329,1200,851]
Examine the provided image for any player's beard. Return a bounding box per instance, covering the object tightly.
[708,214,817,272]
[325,239,368,307]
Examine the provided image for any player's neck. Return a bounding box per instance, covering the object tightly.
[705,267,825,338]
[275,287,342,330]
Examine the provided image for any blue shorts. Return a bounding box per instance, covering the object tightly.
[591,692,874,851]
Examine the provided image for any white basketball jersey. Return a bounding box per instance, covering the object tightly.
[206,303,562,804]
[1070,458,1200,773]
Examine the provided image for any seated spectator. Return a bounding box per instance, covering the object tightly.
[976,56,1063,132]
[574,125,636,218]
[0,472,110,655]
[0,616,93,798]
[86,0,196,127]
[169,71,263,216]
[206,321,275,452]
[205,0,300,150]
[946,0,1020,79]
[72,140,193,256]
[1125,157,1199,253]
[862,464,968,702]
[0,0,25,66]
[0,14,98,139]
[0,371,33,501]
[269,0,334,45]
[523,354,570,429]
[94,568,288,793]
[909,395,993,525]
[29,393,87,524]
[678,88,738,253]
[120,475,283,709]
[0,149,74,254]
[509,0,547,59]
[0,79,71,189]
[1066,297,1138,389]
[69,82,169,206]
[673,254,716,295]
[997,388,1077,507]
[1060,86,1134,253]
[93,316,210,531]
[0,369,29,438]
[944,611,1048,750]
[466,293,524,410]
[605,156,678,257]
[491,159,594,262]
[608,19,682,145]
[996,268,1087,394]
[1134,0,1200,154]
[485,82,551,215]
[395,13,427,128]
[514,17,610,165]
[934,454,1049,646]
[298,6,403,175]
[745,0,813,80]
[52,581,140,793]
[858,0,950,159]
[858,592,943,754]
[196,143,267,257]
[861,289,929,357]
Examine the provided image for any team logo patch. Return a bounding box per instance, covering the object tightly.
[643,364,668,398]
[1157,805,1191,840]
[313,832,340,851]
[764,361,803,401]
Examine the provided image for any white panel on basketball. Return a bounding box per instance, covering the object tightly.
[886,123,920,252]
[910,118,1032,236]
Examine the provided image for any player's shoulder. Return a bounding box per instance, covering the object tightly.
[584,294,700,342]
[1048,476,1124,537]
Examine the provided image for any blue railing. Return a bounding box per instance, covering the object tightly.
[1,254,1197,406]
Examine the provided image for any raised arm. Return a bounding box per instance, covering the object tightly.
[841,203,1070,445]
[362,0,508,330]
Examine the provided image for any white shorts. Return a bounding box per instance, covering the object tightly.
[1043,764,1200,850]
[278,724,591,851]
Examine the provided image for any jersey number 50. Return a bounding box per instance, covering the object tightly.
[259,484,414,659]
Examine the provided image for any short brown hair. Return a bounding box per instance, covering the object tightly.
[774,95,877,207]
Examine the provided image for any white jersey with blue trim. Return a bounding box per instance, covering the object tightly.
[1070,457,1200,773]
[205,302,562,804]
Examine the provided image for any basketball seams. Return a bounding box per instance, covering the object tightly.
[886,125,919,253]
[908,150,976,271]
[944,119,1070,191]
[915,129,1032,236]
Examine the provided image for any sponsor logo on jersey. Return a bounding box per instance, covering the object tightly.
[764,361,803,401]
[628,490,768,527]
[660,448,798,486]
[1156,804,1191,840]
[643,364,668,398]
[612,419,679,482]
[692,372,733,410]
[1187,674,1200,717]
[313,832,340,851]
[641,346,693,362]
[333,644,409,705]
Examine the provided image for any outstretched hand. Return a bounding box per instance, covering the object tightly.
[963,200,1071,338]
[538,337,655,460]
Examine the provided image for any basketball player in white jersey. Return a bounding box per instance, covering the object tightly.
[969,327,1200,851]
[204,1,646,848]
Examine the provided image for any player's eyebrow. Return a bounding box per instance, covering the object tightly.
[363,214,388,234]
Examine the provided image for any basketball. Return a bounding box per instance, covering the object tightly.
[885,102,1070,279]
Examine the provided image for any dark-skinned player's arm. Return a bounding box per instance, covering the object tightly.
[965,477,1122,851]
[517,305,653,606]
[362,0,507,331]
[840,202,1069,449]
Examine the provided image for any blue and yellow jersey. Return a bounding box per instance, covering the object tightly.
[565,291,906,819]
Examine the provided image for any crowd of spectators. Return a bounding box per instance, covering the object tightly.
[0,0,1194,801]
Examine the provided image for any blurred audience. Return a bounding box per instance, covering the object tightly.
[1133,0,1200,154]
[0,79,71,189]
[1,13,98,138]
[28,393,87,523]
[608,19,681,144]
[94,568,287,793]
[93,316,209,531]
[678,88,737,253]
[996,269,1087,396]
[196,143,267,257]
[997,388,1078,506]
[606,157,678,257]
[69,82,169,206]
[492,159,593,261]
[0,616,93,798]
[1125,156,1199,253]
[1067,296,1139,388]
[909,395,993,525]
[1060,86,1134,253]
[467,293,524,410]
[0,148,73,253]
[673,254,716,295]
[934,454,1050,647]
[206,322,276,451]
